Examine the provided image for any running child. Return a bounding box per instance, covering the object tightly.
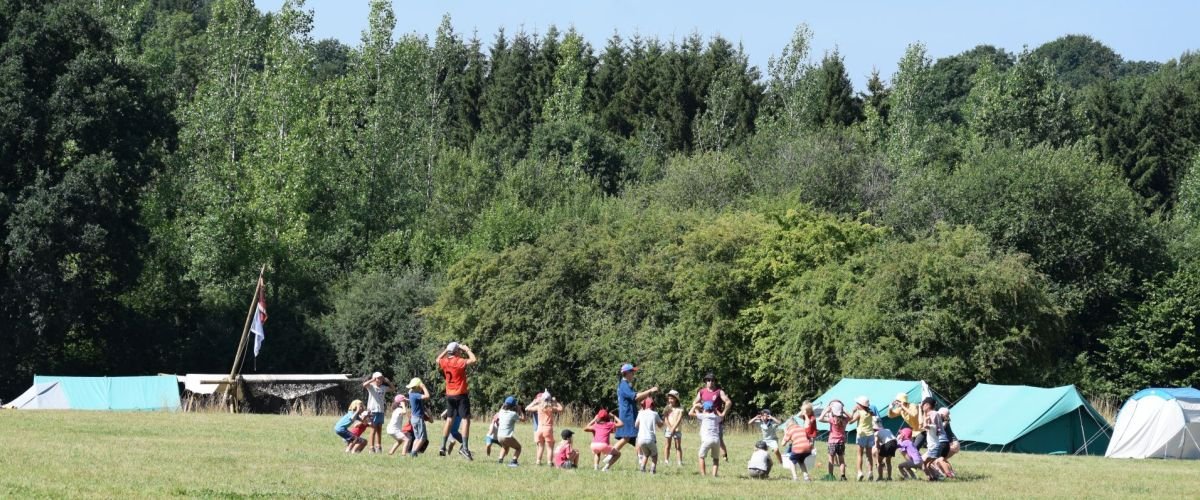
[746,440,773,479]
[896,428,923,480]
[387,395,410,456]
[634,397,662,473]
[584,409,623,470]
[690,400,724,477]
[819,399,849,480]
[525,390,563,466]
[663,390,684,466]
[848,396,877,481]
[494,396,524,467]
[554,429,580,469]
[749,409,783,465]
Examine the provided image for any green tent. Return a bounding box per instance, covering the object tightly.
[950,383,1110,455]
[812,378,949,439]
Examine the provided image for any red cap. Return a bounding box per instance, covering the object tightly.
[596,409,609,420]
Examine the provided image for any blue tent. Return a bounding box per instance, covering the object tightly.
[5,375,180,411]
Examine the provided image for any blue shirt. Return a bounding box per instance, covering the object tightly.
[334,410,355,432]
[409,391,426,420]
[616,378,637,439]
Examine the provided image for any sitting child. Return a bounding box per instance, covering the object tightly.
[747,440,773,479]
[554,429,580,469]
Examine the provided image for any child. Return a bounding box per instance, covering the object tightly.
[362,372,393,453]
[848,396,877,481]
[874,422,897,480]
[348,418,370,452]
[921,399,945,480]
[781,404,816,481]
[334,400,368,453]
[406,378,430,457]
[439,409,464,455]
[690,400,724,477]
[634,396,662,473]
[483,412,500,457]
[896,428,923,480]
[387,395,410,456]
[525,390,564,466]
[494,396,524,467]
[819,399,849,480]
[747,440,773,479]
[938,407,958,478]
[584,409,623,471]
[663,390,684,466]
[554,429,580,469]
[749,409,783,465]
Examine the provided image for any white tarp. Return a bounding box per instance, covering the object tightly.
[3,382,70,410]
[1106,388,1200,459]
[180,374,350,397]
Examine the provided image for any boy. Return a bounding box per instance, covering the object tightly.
[690,400,724,477]
[406,378,430,457]
[634,397,662,473]
[525,390,563,466]
[921,398,945,480]
[819,399,848,480]
[747,440,773,479]
[554,429,580,469]
[748,409,783,465]
[495,396,524,467]
[781,410,815,481]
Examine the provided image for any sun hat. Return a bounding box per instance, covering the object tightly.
[702,401,714,411]
[393,394,404,404]
[667,389,680,397]
[895,393,909,404]
[446,341,459,352]
[504,396,517,406]
[856,396,870,408]
[596,408,609,420]
[371,371,383,379]
[938,407,950,418]
[828,400,844,415]
[620,363,638,373]
[899,428,912,441]
[406,378,422,389]
[561,429,574,440]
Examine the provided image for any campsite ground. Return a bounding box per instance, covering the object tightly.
[0,411,1193,498]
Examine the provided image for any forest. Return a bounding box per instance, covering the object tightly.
[2,0,1199,411]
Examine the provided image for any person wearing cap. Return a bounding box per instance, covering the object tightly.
[553,429,580,469]
[585,408,624,470]
[493,396,525,467]
[888,392,926,450]
[361,372,393,454]
[406,378,431,457]
[848,395,878,481]
[746,440,773,479]
[691,372,732,460]
[663,390,685,466]
[614,363,658,467]
[436,342,478,460]
[386,394,411,456]
[634,396,662,474]
[690,399,724,477]
[525,390,563,466]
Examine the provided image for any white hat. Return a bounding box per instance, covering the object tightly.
[856,396,870,408]
[667,389,680,397]
[446,341,460,352]
[371,371,383,379]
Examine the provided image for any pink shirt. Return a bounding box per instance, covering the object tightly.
[592,421,616,444]
[553,443,572,466]
[828,415,848,443]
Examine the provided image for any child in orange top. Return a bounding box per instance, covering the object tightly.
[525,390,563,466]
[782,402,817,481]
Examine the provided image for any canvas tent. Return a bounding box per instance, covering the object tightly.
[3,376,180,411]
[951,384,1110,455]
[1105,387,1200,459]
[811,378,948,437]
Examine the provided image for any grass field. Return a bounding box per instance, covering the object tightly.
[0,411,1194,498]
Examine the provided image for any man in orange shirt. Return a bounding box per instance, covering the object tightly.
[437,341,477,460]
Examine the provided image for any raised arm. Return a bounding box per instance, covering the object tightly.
[524,400,542,412]
[635,386,659,402]
[418,382,430,400]
[461,345,478,366]
[613,416,624,428]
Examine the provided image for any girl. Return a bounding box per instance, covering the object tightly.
[781,403,817,481]
[896,428,923,480]
[848,396,877,481]
[387,396,410,456]
[663,390,684,466]
[525,390,564,466]
[874,422,897,480]
[749,409,783,465]
[333,400,368,453]
[819,399,849,480]
[584,409,624,470]
[939,407,959,478]
[494,396,524,467]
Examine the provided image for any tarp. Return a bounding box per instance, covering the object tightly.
[1106,387,1200,459]
[811,378,948,437]
[6,375,182,411]
[951,383,1110,455]
[180,374,350,398]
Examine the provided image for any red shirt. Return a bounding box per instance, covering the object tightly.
[439,356,469,395]
[784,423,813,454]
[698,388,726,412]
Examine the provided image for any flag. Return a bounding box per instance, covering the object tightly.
[250,277,268,357]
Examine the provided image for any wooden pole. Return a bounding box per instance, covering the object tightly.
[223,264,266,411]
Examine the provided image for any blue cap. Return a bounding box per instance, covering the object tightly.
[620,363,638,373]
[702,400,714,411]
[504,396,516,406]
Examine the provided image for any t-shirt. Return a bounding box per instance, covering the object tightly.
[591,421,616,444]
[927,411,946,443]
[439,356,469,396]
[496,409,519,439]
[636,409,661,444]
[553,442,573,467]
[387,407,407,434]
[888,402,924,434]
[365,383,387,413]
[855,409,875,437]
[664,407,683,432]
[747,449,772,471]
[408,391,426,421]
[758,418,781,442]
[698,388,726,412]
[334,410,356,432]
[696,412,722,443]
[616,379,638,439]
[899,439,921,462]
[827,415,848,443]
[783,421,813,454]
[876,427,896,444]
[537,406,557,430]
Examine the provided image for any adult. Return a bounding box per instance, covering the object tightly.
[888,392,926,450]
[614,363,658,464]
[361,371,393,454]
[692,372,733,459]
[437,342,477,460]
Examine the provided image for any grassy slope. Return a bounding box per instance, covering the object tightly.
[0,411,1193,498]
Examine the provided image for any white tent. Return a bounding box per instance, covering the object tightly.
[1106,388,1200,459]
[2,382,70,410]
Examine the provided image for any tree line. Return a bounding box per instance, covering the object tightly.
[2,0,1198,410]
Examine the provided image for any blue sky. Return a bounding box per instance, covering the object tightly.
[255,0,1198,89]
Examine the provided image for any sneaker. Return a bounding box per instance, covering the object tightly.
[508,460,519,467]
[803,473,811,482]
[438,448,447,457]
[840,475,848,481]
[459,447,474,461]
[857,473,864,481]
[601,454,613,466]
[498,458,505,464]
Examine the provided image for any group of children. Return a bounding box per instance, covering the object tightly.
[335,378,961,482]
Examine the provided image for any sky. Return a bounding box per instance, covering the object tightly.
[254,0,1199,89]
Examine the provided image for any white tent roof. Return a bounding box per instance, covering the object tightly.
[179,374,351,395]
[3,382,70,410]
[1106,388,1200,459]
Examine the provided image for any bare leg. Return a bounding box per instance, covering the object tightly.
[712,455,720,477]
[698,457,706,477]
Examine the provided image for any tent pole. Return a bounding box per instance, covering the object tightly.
[223,265,266,412]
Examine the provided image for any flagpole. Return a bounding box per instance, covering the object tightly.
[223,264,266,412]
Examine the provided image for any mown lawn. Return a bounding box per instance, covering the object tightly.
[0,411,1193,498]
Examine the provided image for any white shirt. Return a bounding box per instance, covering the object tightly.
[758,419,781,442]
[386,407,406,434]
[365,383,386,412]
[697,412,722,443]
[747,449,772,471]
[496,410,519,439]
[636,409,661,444]
[876,427,896,444]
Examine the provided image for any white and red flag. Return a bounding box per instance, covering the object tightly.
[250,277,268,357]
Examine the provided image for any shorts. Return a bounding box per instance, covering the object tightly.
[789,451,812,464]
[590,442,614,455]
[445,394,472,420]
[335,428,354,443]
[637,441,658,458]
[828,441,846,456]
[923,443,941,460]
[913,432,927,450]
[878,440,898,457]
[748,468,769,479]
[370,412,384,426]
[698,440,720,460]
[484,435,496,445]
[558,461,577,469]
[389,431,406,441]
[936,441,950,459]
[664,430,682,440]
[410,418,427,442]
[856,435,876,448]
[536,427,555,445]
[761,438,779,451]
